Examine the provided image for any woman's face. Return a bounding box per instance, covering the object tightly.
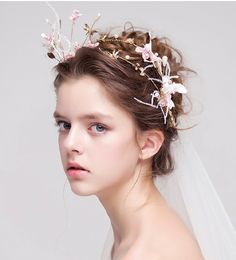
[53,75,142,197]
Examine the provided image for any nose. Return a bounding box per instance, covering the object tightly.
[63,125,84,154]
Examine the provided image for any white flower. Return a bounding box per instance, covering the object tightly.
[161,75,187,95]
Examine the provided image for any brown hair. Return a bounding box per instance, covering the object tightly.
[52,29,194,178]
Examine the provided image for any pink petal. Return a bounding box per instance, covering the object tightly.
[144,42,152,52]
[135,46,144,53]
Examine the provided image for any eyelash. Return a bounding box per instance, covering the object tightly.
[54,120,108,134]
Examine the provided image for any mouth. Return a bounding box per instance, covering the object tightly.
[67,167,90,178]
[67,166,87,171]
[67,162,89,171]
[66,162,90,178]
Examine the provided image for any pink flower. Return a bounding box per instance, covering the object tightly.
[74,42,81,51]
[41,33,54,52]
[135,43,152,61]
[69,9,82,23]
[41,33,53,44]
[159,93,174,109]
[64,52,75,61]
[135,42,159,63]
[86,40,99,48]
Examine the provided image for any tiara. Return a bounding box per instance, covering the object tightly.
[41,3,187,127]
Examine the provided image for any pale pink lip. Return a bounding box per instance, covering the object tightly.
[66,161,90,178]
[67,168,89,178]
[67,161,89,171]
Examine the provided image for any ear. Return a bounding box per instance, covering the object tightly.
[138,129,164,160]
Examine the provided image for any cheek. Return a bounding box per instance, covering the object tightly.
[91,135,140,179]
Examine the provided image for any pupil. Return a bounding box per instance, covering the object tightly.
[96,125,103,131]
[65,123,70,129]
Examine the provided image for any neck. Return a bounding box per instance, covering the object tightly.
[97,165,166,248]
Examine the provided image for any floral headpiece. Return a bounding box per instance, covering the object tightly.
[41,2,187,127]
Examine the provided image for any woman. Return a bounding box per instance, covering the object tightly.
[51,34,203,260]
[42,3,236,260]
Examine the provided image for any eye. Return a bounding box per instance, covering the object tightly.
[89,123,107,134]
[54,120,71,132]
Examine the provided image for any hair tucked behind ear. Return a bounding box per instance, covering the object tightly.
[53,26,195,178]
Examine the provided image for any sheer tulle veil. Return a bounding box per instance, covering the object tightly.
[100,127,236,260]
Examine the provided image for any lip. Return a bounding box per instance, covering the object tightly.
[67,168,89,178]
[67,161,89,171]
[66,161,90,178]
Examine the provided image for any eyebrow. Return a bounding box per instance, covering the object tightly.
[53,111,113,121]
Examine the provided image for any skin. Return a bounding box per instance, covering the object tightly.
[53,75,204,260]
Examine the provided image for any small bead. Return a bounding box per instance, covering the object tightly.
[162,56,168,63]
[126,38,134,44]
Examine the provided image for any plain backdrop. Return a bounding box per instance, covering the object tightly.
[0,1,235,259]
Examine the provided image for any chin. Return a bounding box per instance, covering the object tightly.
[69,182,95,196]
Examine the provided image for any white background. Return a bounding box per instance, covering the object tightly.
[0,1,235,259]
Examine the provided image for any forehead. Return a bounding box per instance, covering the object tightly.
[54,76,134,124]
[57,76,109,105]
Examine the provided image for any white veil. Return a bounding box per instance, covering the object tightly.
[100,130,236,260]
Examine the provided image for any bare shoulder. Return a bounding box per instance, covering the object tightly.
[124,204,204,260]
[123,241,204,260]
[123,233,204,260]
